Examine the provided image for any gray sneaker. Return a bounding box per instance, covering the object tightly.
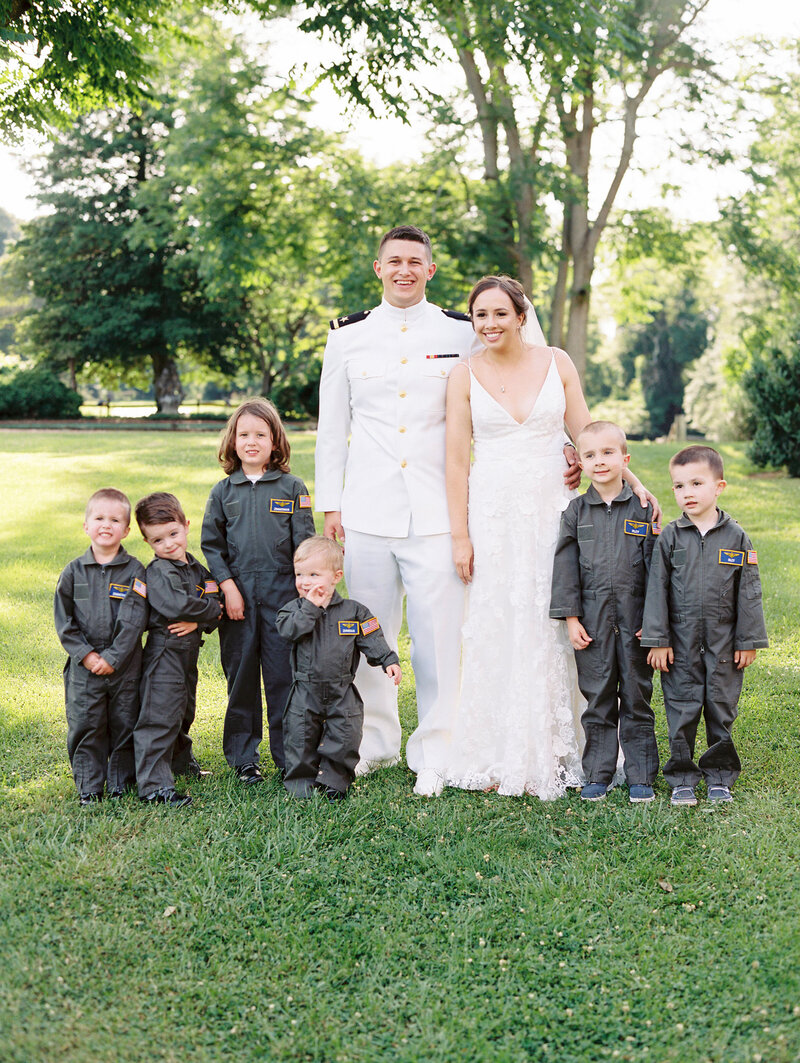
[707,785,733,803]
[670,785,697,807]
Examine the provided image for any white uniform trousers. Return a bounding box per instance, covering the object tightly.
[343,522,465,773]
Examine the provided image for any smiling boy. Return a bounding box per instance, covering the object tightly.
[641,446,768,806]
[550,421,659,803]
[54,488,148,804]
[134,492,222,806]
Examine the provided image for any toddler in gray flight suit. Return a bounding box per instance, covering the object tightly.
[135,493,222,807]
[550,422,659,803]
[54,488,147,805]
[276,536,402,800]
[642,445,768,807]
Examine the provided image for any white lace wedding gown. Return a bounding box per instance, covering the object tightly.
[444,354,585,798]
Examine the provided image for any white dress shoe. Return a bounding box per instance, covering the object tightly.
[413,769,444,797]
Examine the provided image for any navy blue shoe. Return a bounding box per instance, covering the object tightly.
[580,783,608,802]
[670,786,697,807]
[629,784,655,803]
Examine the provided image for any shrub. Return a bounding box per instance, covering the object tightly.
[0,366,83,419]
[742,341,800,477]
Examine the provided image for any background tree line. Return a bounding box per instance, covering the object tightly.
[0,1,798,472]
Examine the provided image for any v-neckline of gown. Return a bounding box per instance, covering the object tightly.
[470,353,555,426]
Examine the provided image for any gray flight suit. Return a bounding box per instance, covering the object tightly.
[276,592,400,796]
[201,468,316,773]
[641,509,768,789]
[550,484,658,786]
[135,553,221,799]
[54,547,147,795]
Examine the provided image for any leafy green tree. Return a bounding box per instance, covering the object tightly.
[742,341,800,477]
[10,104,232,411]
[289,0,715,376]
[721,53,800,472]
[0,0,168,137]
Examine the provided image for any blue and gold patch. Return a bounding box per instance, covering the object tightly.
[360,617,380,635]
[338,620,360,636]
[719,548,744,566]
[624,519,648,537]
[270,498,294,514]
[108,582,130,599]
[133,577,147,598]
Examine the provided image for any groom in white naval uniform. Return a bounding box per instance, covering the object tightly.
[315,226,552,795]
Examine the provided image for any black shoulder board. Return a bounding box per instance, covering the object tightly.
[441,308,470,322]
[330,309,371,330]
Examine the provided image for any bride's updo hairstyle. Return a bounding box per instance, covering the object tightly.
[468,275,528,323]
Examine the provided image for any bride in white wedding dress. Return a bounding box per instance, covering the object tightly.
[443,276,648,798]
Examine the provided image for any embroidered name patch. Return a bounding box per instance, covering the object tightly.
[108,583,129,599]
[270,499,294,514]
[747,550,758,565]
[298,495,312,509]
[360,617,380,635]
[338,620,359,636]
[204,579,219,594]
[133,577,147,598]
[624,519,648,537]
[719,549,744,566]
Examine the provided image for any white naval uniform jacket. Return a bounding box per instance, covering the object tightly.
[315,298,478,538]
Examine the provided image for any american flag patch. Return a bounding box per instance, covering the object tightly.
[360,617,380,635]
[747,550,758,565]
[204,580,219,594]
[298,494,312,508]
[133,577,147,598]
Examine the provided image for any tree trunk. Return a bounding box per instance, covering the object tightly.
[151,353,184,413]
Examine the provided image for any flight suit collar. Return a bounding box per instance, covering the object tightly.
[379,297,430,324]
[230,467,283,484]
[584,482,634,506]
[675,507,730,531]
[326,590,344,609]
[81,545,134,567]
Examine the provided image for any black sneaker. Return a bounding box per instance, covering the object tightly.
[235,763,264,786]
[79,791,103,806]
[141,787,192,807]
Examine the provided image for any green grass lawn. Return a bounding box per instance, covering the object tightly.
[1,429,799,1063]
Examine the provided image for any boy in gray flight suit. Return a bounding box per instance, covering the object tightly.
[276,536,402,799]
[642,445,768,807]
[135,493,222,806]
[550,422,659,803]
[54,488,147,805]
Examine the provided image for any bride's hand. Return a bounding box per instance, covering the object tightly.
[452,535,474,585]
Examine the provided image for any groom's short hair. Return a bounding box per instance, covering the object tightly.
[377,225,432,261]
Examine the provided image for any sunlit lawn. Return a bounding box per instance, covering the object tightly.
[1,428,799,1062]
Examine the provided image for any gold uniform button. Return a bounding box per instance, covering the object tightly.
[398,426,406,433]
[440,369,446,376]
[399,391,407,398]
[400,358,408,364]
[400,460,407,468]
